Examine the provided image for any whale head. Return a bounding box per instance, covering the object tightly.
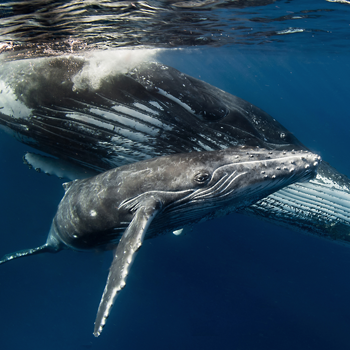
[126,146,321,227]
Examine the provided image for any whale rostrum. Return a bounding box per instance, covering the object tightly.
[0,147,321,336]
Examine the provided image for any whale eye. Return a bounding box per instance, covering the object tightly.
[194,172,210,184]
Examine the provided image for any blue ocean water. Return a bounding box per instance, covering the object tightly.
[1,1,350,350]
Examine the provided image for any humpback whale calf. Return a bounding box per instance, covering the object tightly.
[0,146,320,336]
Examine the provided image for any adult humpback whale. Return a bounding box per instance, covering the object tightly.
[0,55,349,243]
[0,146,320,336]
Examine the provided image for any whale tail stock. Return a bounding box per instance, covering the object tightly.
[0,243,61,265]
[0,224,64,265]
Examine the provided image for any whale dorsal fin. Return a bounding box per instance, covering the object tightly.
[93,197,162,337]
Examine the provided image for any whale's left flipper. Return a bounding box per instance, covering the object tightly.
[93,198,161,337]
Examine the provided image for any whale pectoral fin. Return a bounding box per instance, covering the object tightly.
[93,198,161,337]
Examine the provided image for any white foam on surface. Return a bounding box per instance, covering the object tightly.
[72,49,161,91]
[277,28,305,35]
